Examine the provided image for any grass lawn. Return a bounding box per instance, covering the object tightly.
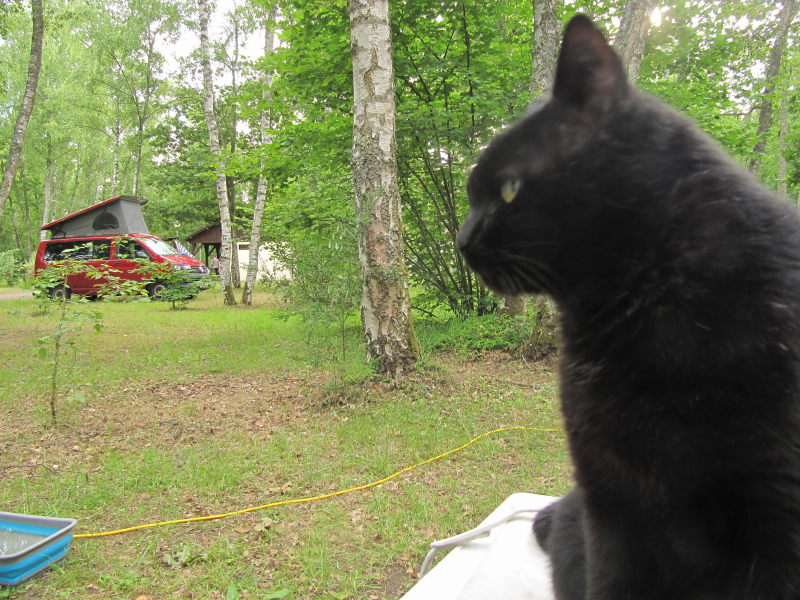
[0,289,568,599]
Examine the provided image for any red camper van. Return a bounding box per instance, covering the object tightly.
[34,196,209,299]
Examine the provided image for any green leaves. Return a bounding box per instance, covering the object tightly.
[162,543,206,568]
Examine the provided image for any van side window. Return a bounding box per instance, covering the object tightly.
[43,241,110,261]
[116,240,150,260]
[92,241,111,260]
[68,242,98,261]
[43,241,74,261]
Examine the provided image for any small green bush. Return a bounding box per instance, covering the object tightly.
[0,249,25,285]
[420,313,532,356]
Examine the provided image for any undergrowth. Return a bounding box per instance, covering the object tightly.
[418,313,532,357]
[0,288,566,599]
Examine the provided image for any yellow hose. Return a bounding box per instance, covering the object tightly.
[73,426,559,539]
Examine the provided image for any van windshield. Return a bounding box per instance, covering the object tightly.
[140,238,180,257]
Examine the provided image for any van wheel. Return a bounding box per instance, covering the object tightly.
[49,285,71,301]
[147,281,167,299]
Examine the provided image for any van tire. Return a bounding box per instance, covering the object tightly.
[147,281,167,299]
[49,285,71,301]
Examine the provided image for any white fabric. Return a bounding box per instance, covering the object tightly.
[401,493,557,600]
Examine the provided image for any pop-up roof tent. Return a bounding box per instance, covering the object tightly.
[41,196,149,238]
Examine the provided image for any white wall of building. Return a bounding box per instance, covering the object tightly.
[236,242,292,282]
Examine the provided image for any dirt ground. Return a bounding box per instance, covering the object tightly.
[0,349,561,599]
[0,290,31,300]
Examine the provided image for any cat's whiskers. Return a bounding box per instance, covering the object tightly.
[503,252,566,299]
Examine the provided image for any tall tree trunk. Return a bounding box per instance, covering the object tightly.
[242,4,278,306]
[749,0,796,176]
[21,162,32,257]
[199,0,236,305]
[778,93,790,197]
[614,0,658,83]
[226,177,240,287]
[228,16,241,288]
[112,109,122,189]
[132,24,157,197]
[530,0,560,97]
[40,144,53,242]
[349,0,419,378]
[525,0,562,355]
[134,120,145,196]
[0,0,44,232]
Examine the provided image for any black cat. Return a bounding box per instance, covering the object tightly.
[458,14,800,600]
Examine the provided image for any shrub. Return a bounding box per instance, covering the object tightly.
[420,313,532,356]
[0,249,25,285]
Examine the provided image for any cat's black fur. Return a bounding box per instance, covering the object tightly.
[457,15,800,600]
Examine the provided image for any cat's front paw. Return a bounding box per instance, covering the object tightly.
[533,501,557,552]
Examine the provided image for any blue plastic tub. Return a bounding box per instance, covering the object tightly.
[0,512,76,586]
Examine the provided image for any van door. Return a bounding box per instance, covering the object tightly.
[111,238,155,292]
[66,240,111,295]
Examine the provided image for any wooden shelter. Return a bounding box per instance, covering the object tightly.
[185,223,246,265]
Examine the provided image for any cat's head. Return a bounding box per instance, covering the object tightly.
[457,15,644,302]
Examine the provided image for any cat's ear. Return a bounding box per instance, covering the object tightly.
[553,15,628,110]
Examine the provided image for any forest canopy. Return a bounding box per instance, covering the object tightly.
[0,0,798,318]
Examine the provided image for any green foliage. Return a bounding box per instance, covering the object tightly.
[131,259,205,309]
[0,249,25,285]
[420,313,532,357]
[31,261,106,425]
[393,1,532,315]
[155,277,203,310]
[264,167,361,363]
[162,542,206,568]
[3,0,800,322]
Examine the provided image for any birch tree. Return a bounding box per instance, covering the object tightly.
[349,0,418,378]
[530,0,560,97]
[0,0,43,232]
[614,0,658,83]
[242,3,277,306]
[199,0,236,305]
[749,0,796,176]
[501,0,562,320]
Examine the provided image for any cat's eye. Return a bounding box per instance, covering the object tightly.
[501,179,521,204]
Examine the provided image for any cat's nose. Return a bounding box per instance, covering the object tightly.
[456,212,480,254]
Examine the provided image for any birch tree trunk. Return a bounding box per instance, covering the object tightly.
[0,0,44,232]
[521,0,562,352]
[199,0,236,305]
[507,0,561,321]
[614,0,658,83]
[778,93,790,197]
[111,114,122,190]
[349,0,419,378]
[227,16,241,288]
[749,0,796,176]
[242,4,278,306]
[530,0,560,97]
[40,146,53,242]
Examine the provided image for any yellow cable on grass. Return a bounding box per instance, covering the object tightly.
[73,426,560,539]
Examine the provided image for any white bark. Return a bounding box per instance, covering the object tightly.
[530,0,560,96]
[39,155,53,241]
[749,0,796,176]
[614,0,658,83]
[778,94,789,197]
[242,5,278,306]
[349,0,418,378]
[0,0,44,231]
[199,0,236,305]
